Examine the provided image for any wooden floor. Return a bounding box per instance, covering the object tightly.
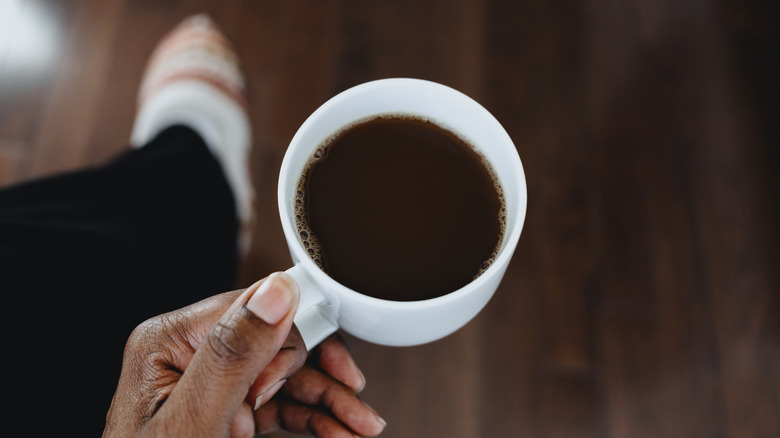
[2,1,779,437]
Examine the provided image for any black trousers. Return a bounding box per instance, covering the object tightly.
[0,126,239,433]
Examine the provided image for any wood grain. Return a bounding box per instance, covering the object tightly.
[1,0,777,437]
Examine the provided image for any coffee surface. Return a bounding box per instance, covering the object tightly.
[296,116,504,301]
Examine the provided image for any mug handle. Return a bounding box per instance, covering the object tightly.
[285,264,339,351]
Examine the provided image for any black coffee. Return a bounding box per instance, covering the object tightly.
[295,115,505,301]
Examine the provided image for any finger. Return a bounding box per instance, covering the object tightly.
[256,397,365,438]
[230,401,255,438]
[283,365,386,436]
[152,272,299,436]
[314,335,366,392]
[247,326,307,410]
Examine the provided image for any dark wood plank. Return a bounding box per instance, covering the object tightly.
[23,0,131,178]
[0,139,25,187]
[480,1,605,437]
[0,0,77,185]
[235,0,344,282]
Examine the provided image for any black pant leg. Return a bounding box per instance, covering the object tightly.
[0,125,240,433]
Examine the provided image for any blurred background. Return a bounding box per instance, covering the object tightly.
[1,0,778,437]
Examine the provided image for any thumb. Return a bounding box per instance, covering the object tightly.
[156,273,299,436]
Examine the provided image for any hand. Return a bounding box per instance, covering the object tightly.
[104,272,386,437]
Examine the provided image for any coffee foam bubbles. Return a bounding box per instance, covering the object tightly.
[294,184,325,270]
[476,168,506,280]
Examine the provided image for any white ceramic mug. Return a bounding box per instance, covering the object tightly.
[278,78,527,350]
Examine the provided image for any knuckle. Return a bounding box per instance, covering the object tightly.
[320,383,341,410]
[126,317,164,352]
[206,315,253,364]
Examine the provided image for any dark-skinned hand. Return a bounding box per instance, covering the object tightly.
[103,272,386,437]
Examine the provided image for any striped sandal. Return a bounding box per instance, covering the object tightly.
[130,14,255,257]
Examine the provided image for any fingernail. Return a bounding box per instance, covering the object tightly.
[363,400,387,430]
[254,378,287,410]
[355,368,367,393]
[246,273,299,325]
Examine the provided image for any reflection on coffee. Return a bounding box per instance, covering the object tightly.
[294,115,505,301]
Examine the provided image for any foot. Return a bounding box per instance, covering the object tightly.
[130,14,254,256]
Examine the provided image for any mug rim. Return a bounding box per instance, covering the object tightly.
[278,77,527,309]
